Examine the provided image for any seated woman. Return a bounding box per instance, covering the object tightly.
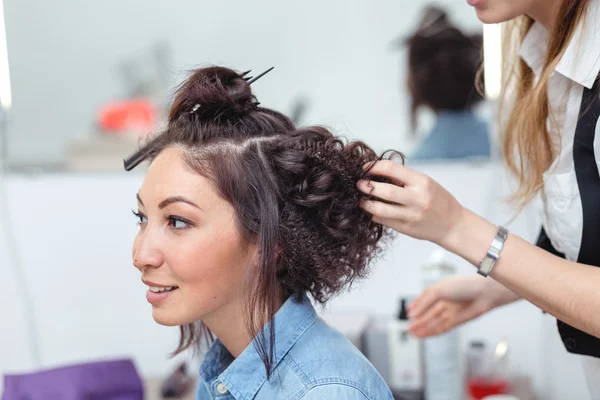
[127,66,398,400]
[403,6,490,161]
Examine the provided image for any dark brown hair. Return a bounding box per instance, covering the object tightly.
[404,6,484,131]
[135,66,402,377]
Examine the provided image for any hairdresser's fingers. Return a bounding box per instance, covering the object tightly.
[369,215,409,232]
[437,310,458,335]
[407,286,444,319]
[410,318,448,338]
[360,199,407,220]
[361,202,429,230]
[453,301,488,327]
[363,160,422,187]
[356,180,412,205]
[408,301,449,337]
[412,302,467,337]
[407,300,445,332]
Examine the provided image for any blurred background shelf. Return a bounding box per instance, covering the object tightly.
[65,134,142,172]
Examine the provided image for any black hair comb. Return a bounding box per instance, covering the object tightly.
[123,66,275,171]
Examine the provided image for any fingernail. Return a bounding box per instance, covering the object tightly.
[408,327,420,337]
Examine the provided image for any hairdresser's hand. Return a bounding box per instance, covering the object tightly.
[357,161,465,247]
[407,276,520,337]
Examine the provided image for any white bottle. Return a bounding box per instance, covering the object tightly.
[422,250,463,400]
[387,298,424,399]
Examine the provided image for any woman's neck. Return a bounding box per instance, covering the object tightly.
[203,296,285,358]
[203,300,251,358]
[527,0,561,30]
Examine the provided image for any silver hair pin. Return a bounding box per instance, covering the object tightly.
[189,103,201,114]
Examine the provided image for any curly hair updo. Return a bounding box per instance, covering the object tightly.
[131,66,403,376]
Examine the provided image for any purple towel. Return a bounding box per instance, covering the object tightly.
[2,358,143,400]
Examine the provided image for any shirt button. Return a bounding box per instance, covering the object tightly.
[565,337,577,350]
[216,382,228,394]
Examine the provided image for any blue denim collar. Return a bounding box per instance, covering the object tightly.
[199,293,317,399]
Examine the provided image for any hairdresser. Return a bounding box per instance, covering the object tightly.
[357,0,600,396]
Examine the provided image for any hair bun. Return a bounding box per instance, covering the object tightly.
[168,66,256,123]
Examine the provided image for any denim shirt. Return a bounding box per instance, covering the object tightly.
[196,294,393,400]
[409,110,490,161]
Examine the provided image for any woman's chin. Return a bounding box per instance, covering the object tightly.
[474,7,520,24]
[151,309,187,326]
[475,9,500,24]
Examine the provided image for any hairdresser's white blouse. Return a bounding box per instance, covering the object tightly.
[519,0,600,397]
[520,2,600,263]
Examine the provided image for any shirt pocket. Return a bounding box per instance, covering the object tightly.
[542,169,582,261]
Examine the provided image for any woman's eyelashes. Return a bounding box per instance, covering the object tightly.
[132,210,194,230]
[132,210,147,226]
[166,215,194,230]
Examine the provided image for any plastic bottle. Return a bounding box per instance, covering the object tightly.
[421,249,463,400]
[388,298,424,399]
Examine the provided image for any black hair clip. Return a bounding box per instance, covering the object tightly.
[123,66,275,171]
[242,66,275,84]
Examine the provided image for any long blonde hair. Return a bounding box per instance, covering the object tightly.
[499,0,590,207]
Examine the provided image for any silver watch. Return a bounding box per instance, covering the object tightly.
[477,226,509,277]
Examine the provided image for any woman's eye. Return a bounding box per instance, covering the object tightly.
[168,216,191,230]
[132,210,147,225]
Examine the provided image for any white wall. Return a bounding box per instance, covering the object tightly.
[0,162,593,399]
[4,0,482,165]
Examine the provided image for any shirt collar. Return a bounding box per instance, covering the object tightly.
[519,0,600,88]
[436,110,478,121]
[199,293,317,399]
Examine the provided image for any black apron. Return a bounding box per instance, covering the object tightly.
[536,77,600,358]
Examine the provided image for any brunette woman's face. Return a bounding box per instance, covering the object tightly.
[132,147,255,326]
[466,0,539,23]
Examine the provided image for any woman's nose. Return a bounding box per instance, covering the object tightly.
[132,232,163,271]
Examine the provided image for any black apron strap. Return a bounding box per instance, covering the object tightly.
[574,77,600,266]
[553,77,600,357]
[535,227,565,258]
